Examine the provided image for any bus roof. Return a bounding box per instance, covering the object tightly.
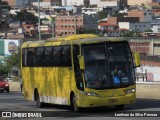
[21,34,127,48]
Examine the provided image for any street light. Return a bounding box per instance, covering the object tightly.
[38,0,41,41]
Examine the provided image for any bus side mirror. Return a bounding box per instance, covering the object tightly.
[78,55,85,70]
[133,52,140,68]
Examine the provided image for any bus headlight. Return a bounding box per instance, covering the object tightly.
[125,88,135,94]
[85,92,99,97]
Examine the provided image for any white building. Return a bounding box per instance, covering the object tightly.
[62,0,84,6]
[118,22,151,32]
[32,1,61,8]
[82,7,102,15]
[10,9,21,15]
[151,19,160,33]
[97,0,119,10]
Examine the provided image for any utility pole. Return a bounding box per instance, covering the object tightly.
[38,0,41,40]
[74,15,77,35]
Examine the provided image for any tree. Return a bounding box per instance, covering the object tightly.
[97,10,108,20]
[0,1,11,11]
[5,51,21,69]
[0,51,21,75]
[0,62,12,75]
[14,10,38,24]
[122,30,141,37]
[113,11,124,17]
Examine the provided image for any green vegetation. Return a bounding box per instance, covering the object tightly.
[0,1,11,11]
[113,11,124,17]
[0,51,20,76]
[97,10,108,20]
[122,30,141,37]
[144,29,153,32]
[14,10,38,24]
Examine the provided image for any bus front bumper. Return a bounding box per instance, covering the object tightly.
[78,93,136,108]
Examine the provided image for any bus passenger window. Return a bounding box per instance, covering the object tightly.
[62,46,71,67]
[53,46,63,66]
[45,47,54,66]
[27,48,36,67]
[36,47,45,66]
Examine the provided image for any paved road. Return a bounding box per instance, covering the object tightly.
[0,92,160,120]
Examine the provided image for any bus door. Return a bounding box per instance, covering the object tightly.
[73,45,84,91]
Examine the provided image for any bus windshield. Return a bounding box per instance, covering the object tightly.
[82,42,135,89]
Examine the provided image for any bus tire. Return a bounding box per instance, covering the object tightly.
[115,105,124,110]
[71,93,81,112]
[35,91,44,108]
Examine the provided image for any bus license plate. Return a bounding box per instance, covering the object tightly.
[109,99,117,103]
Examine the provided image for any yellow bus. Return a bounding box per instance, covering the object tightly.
[21,34,140,112]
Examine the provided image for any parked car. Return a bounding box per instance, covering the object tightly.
[0,76,9,92]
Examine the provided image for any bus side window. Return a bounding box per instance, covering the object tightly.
[27,48,36,66]
[45,46,54,66]
[62,46,71,67]
[53,46,63,66]
[36,47,45,66]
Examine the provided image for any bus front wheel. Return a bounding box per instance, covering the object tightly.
[71,93,81,112]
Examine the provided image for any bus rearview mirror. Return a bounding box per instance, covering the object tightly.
[133,52,140,67]
[78,55,85,70]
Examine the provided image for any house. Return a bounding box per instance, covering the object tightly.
[151,19,160,33]
[118,22,151,32]
[127,0,152,6]
[107,16,140,25]
[31,0,61,8]
[127,10,154,22]
[3,0,29,7]
[97,0,120,12]
[98,21,128,37]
